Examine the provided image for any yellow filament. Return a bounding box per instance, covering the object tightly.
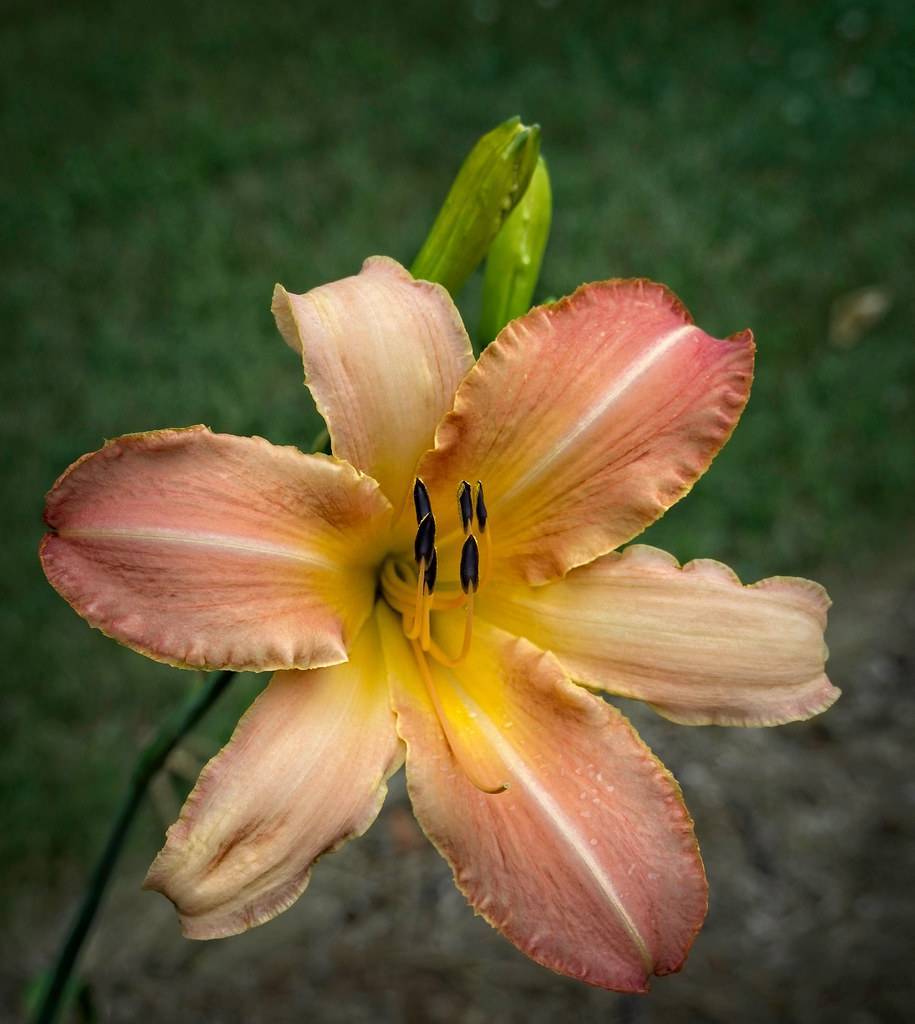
[479,527,493,586]
[430,589,467,610]
[381,559,466,613]
[410,639,506,795]
[382,561,424,610]
[426,592,474,668]
[380,561,414,608]
[404,558,426,640]
[420,589,432,651]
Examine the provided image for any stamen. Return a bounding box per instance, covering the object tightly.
[414,512,436,566]
[413,477,432,524]
[420,560,435,652]
[459,535,480,594]
[390,480,488,670]
[381,557,465,616]
[457,480,474,535]
[404,557,427,640]
[475,482,492,584]
[411,639,508,794]
[424,536,477,667]
[423,548,438,593]
[430,590,467,611]
[480,527,493,586]
[474,480,488,533]
[427,591,474,668]
[380,560,417,611]
[420,608,432,651]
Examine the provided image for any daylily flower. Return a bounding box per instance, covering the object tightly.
[40,256,837,992]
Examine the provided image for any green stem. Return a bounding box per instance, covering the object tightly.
[309,425,330,454]
[32,670,236,1024]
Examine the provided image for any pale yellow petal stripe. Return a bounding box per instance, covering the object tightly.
[378,605,707,992]
[41,427,391,672]
[417,279,753,585]
[478,544,839,726]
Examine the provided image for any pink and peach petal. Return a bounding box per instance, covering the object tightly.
[417,280,754,585]
[272,256,474,514]
[41,426,390,672]
[378,606,707,992]
[478,544,838,727]
[144,618,402,939]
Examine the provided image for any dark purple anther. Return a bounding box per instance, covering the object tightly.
[424,549,438,593]
[460,535,480,594]
[413,478,432,524]
[457,480,473,533]
[414,513,436,565]
[475,481,488,533]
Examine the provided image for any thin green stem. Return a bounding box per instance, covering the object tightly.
[309,425,330,454]
[32,670,236,1024]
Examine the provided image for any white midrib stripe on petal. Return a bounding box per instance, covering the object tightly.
[59,527,338,571]
[499,323,698,504]
[443,667,654,973]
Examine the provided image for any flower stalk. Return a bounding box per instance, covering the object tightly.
[32,670,236,1024]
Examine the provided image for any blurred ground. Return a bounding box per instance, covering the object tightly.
[1,0,913,1020]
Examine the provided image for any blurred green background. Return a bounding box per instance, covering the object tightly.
[2,0,913,1021]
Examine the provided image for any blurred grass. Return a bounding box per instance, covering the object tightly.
[0,0,912,906]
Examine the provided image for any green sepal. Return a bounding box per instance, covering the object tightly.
[479,155,552,345]
[411,116,541,296]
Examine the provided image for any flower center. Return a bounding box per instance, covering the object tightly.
[379,478,505,794]
[379,478,490,660]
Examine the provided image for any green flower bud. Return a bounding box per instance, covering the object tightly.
[411,117,541,297]
[479,155,552,345]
